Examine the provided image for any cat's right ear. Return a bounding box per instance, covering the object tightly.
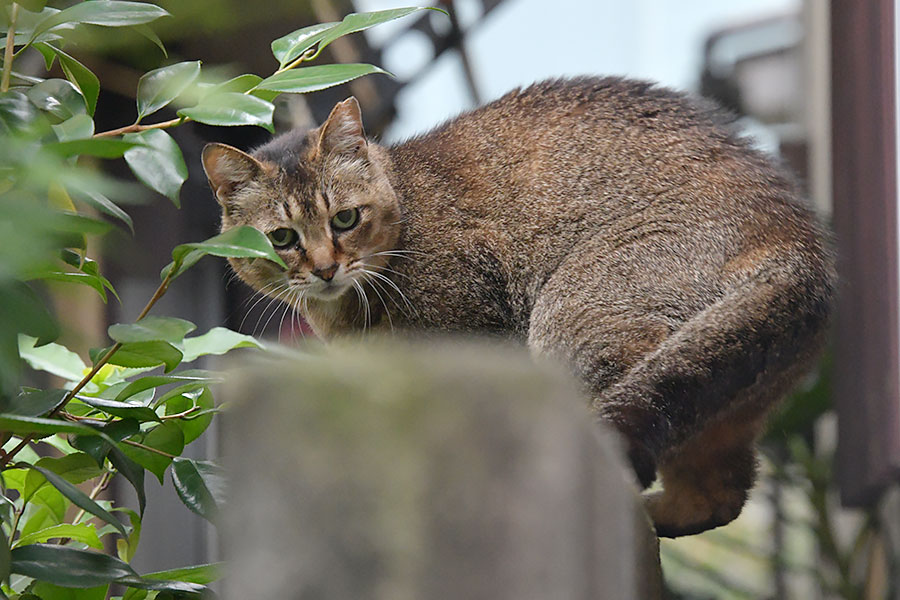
[201,143,264,206]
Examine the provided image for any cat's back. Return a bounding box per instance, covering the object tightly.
[387,76,819,270]
[389,76,798,222]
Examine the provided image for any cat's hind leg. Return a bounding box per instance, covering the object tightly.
[528,238,832,535]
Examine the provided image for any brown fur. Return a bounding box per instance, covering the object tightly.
[202,77,835,537]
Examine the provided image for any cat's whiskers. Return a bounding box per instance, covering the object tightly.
[364,262,410,280]
[351,279,370,331]
[254,285,293,338]
[358,267,418,318]
[350,279,365,323]
[291,289,307,342]
[361,249,426,261]
[223,269,242,289]
[361,272,405,325]
[240,281,290,332]
[362,275,394,333]
[240,279,284,311]
[276,288,297,344]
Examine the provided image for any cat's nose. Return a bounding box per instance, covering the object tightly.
[312,263,339,282]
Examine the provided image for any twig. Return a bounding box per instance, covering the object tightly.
[9,505,24,548]
[160,406,200,420]
[93,116,184,138]
[120,438,176,459]
[1,272,174,469]
[63,471,112,541]
[1,3,19,93]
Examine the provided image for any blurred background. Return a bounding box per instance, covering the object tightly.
[36,0,900,597]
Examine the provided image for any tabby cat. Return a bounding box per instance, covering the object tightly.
[201,77,835,537]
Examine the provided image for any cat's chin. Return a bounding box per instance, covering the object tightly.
[308,282,351,302]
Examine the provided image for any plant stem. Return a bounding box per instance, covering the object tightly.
[93,116,185,138]
[120,439,176,459]
[0,272,174,469]
[1,3,19,93]
[9,505,24,548]
[160,406,200,420]
[275,48,316,75]
[67,471,112,532]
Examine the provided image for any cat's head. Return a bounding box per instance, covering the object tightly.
[201,97,402,306]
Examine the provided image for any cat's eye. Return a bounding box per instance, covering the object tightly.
[331,208,360,231]
[267,228,298,248]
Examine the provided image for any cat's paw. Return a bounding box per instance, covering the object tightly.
[644,488,745,538]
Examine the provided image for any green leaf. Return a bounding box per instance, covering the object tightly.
[51,212,114,237]
[0,90,42,134]
[109,447,145,514]
[32,271,107,303]
[271,21,337,66]
[45,138,139,159]
[119,421,184,484]
[25,79,85,122]
[35,41,57,70]
[170,458,225,522]
[70,189,133,235]
[134,562,222,585]
[121,589,149,600]
[0,415,106,440]
[152,382,208,409]
[204,73,262,96]
[177,92,274,132]
[181,327,263,362]
[30,582,108,600]
[109,317,196,345]
[114,370,220,402]
[105,341,183,373]
[123,129,188,207]
[163,226,287,281]
[134,24,166,57]
[115,576,206,597]
[10,544,136,588]
[69,418,138,466]
[114,508,141,562]
[0,525,9,583]
[25,487,67,530]
[2,283,59,346]
[136,61,201,120]
[18,336,85,382]
[304,8,435,65]
[166,387,213,445]
[54,48,100,116]
[20,466,127,536]
[0,389,66,417]
[29,1,170,43]
[15,523,103,550]
[16,0,49,12]
[52,113,95,141]
[75,396,159,422]
[23,453,102,502]
[256,63,389,94]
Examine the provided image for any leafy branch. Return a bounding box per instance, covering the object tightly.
[0,2,443,596]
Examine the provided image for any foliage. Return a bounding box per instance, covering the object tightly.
[0,2,438,597]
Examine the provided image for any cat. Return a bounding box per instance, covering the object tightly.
[201,76,835,538]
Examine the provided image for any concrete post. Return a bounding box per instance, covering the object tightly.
[221,340,662,599]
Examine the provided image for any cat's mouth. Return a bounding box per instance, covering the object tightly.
[304,274,353,301]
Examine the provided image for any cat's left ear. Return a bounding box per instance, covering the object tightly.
[201,143,265,206]
[318,97,368,161]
